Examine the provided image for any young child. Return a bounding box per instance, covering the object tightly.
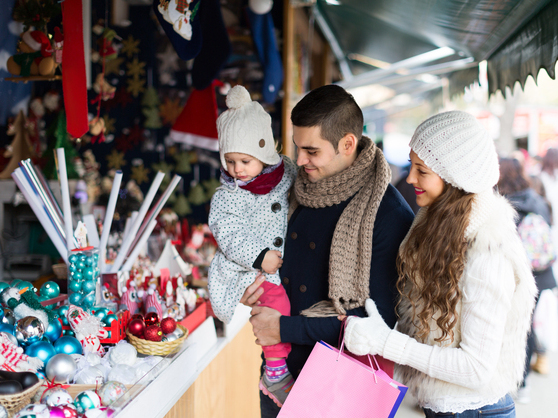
[207,85,297,407]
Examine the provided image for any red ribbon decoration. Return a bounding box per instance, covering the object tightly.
[61,0,89,138]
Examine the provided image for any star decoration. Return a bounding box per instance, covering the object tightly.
[107,149,127,170]
[131,164,150,185]
[126,58,146,78]
[127,75,146,98]
[104,57,124,76]
[156,44,180,73]
[121,35,140,58]
[102,115,116,134]
[159,97,183,125]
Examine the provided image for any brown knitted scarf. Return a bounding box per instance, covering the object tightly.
[290,136,392,316]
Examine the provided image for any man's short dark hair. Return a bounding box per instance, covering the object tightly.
[290,84,363,150]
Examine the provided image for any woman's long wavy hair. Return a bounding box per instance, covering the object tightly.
[397,183,476,344]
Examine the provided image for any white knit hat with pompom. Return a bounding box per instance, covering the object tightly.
[217,85,280,169]
[409,110,499,193]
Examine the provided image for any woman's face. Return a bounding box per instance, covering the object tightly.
[406,150,445,207]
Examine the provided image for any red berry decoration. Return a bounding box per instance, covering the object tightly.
[161,317,177,334]
[131,313,144,322]
[144,312,159,327]
[144,325,163,342]
[127,318,145,337]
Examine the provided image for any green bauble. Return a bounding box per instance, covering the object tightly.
[40,281,60,299]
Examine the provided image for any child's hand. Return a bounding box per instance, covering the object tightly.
[261,250,283,274]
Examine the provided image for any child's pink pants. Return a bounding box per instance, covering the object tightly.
[259,280,292,359]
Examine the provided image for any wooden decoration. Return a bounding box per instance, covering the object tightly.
[0,111,36,179]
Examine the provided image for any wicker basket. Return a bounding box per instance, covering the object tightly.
[0,380,42,417]
[52,263,68,279]
[126,324,189,356]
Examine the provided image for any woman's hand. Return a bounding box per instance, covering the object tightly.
[344,299,391,356]
[239,272,266,307]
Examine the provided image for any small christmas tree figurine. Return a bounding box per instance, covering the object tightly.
[173,193,192,216]
[141,87,162,129]
[0,111,36,179]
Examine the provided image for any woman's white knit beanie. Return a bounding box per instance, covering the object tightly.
[217,85,280,169]
[409,110,499,193]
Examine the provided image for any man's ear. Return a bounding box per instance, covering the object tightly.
[338,133,358,156]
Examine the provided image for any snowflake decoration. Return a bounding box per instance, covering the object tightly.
[104,57,124,76]
[131,164,150,185]
[107,149,127,170]
[121,35,140,58]
[151,161,175,182]
[102,115,116,134]
[159,97,183,126]
[156,44,179,73]
[126,58,146,78]
[127,75,146,98]
[115,133,134,153]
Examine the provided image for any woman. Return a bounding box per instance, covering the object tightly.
[498,158,557,393]
[344,111,537,417]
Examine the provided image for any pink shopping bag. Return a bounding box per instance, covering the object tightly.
[278,341,407,418]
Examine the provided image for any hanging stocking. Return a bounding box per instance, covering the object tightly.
[247,8,283,103]
[191,0,231,90]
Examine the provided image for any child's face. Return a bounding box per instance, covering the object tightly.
[406,150,445,207]
[224,153,264,181]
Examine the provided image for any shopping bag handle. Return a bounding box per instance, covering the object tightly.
[339,316,381,375]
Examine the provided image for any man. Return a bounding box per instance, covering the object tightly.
[241,84,415,417]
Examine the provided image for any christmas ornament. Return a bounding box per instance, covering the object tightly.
[42,388,73,407]
[66,305,109,355]
[126,75,146,98]
[144,325,163,342]
[0,323,15,336]
[14,403,49,418]
[0,333,43,372]
[102,115,116,134]
[84,407,114,418]
[56,306,69,326]
[106,150,126,170]
[0,405,6,418]
[126,58,146,78]
[74,390,101,414]
[0,111,37,179]
[164,333,177,342]
[107,364,136,385]
[6,30,56,77]
[144,312,159,327]
[1,309,15,325]
[121,35,140,58]
[131,314,144,321]
[127,318,145,337]
[130,164,150,185]
[73,365,104,385]
[5,287,55,331]
[118,287,139,315]
[107,341,137,367]
[92,307,110,324]
[53,404,78,418]
[159,97,183,126]
[46,406,68,418]
[62,330,75,337]
[53,336,83,355]
[144,289,163,319]
[25,341,55,367]
[104,57,124,76]
[16,316,45,346]
[44,318,62,342]
[45,354,76,383]
[98,381,128,406]
[0,331,18,346]
[104,314,118,326]
[160,317,177,334]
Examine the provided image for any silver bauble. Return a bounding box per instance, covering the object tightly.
[0,332,17,346]
[164,333,177,342]
[45,353,77,383]
[0,404,6,418]
[15,316,45,345]
[2,308,15,325]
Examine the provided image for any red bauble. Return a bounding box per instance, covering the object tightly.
[144,325,163,342]
[144,312,159,327]
[127,318,145,337]
[160,317,177,334]
[131,313,144,322]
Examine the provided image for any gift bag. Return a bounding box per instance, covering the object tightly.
[278,340,407,418]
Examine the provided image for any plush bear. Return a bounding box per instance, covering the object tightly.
[7,30,56,77]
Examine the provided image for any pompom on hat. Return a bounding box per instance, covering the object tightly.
[217,85,280,169]
[409,110,499,194]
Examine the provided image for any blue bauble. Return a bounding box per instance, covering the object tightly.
[45,319,62,342]
[25,341,56,367]
[9,279,21,287]
[54,336,82,355]
[62,330,75,337]
[57,306,69,326]
[84,256,94,267]
[37,295,54,311]
[81,294,95,308]
[76,261,86,270]
[0,306,4,319]
[16,280,35,292]
[68,263,77,273]
[72,271,83,281]
[0,283,9,293]
[104,314,118,326]
[93,253,99,261]
[0,323,15,335]
[92,307,109,323]
[69,254,79,263]
[81,280,96,294]
[68,280,82,292]
[68,293,82,305]
[40,281,60,299]
[83,267,94,280]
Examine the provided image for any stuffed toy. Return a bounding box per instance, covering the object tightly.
[66,305,109,355]
[2,288,55,330]
[7,30,56,77]
[118,286,139,315]
[0,333,43,372]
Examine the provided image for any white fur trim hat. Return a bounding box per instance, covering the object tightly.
[217,85,280,169]
[409,110,499,193]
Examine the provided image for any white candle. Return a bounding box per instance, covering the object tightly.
[56,148,74,250]
[98,170,123,273]
[110,171,165,273]
[121,220,158,272]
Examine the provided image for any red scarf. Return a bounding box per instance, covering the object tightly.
[224,160,284,195]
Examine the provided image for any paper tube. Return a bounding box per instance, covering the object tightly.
[98,170,123,274]
[109,171,165,273]
[83,214,100,247]
[121,220,157,272]
[56,148,75,250]
[12,168,68,264]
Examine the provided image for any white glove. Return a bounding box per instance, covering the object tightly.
[344,298,392,356]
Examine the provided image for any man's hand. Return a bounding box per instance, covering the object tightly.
[261,250,283,274]
[239,273,266,307]
[250,306,281,346]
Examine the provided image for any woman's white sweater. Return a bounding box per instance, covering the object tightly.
[390,191,537,413]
